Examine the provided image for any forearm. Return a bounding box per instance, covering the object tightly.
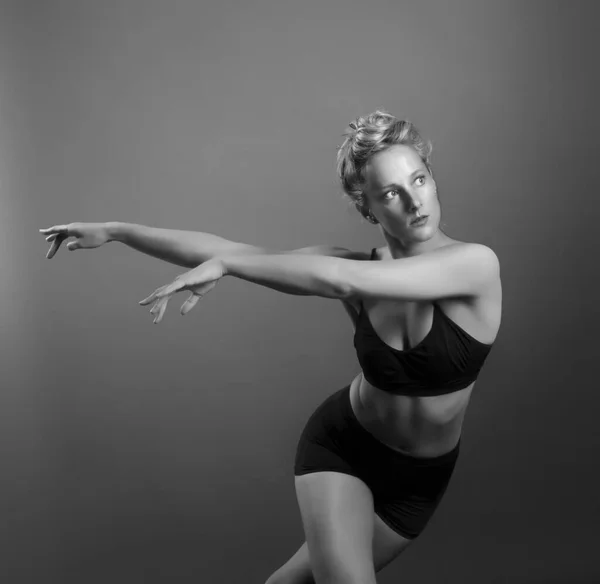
[221,254,350,299]
[106,222,267,268]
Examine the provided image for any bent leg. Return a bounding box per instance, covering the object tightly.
[265,471,414,584]
[297,471,376,583]
[265,509,412,584]
[276,384,458,582]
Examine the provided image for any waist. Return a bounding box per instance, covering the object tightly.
[349,372,471,457]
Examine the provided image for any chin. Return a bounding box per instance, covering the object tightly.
[413,231,435,242]
[408,226,438,244]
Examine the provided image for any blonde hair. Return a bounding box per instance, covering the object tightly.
[336,110,433,211]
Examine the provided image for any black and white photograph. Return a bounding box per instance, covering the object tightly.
[1,0,597,582]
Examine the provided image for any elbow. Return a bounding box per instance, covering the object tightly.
[335,267,356,301]
[333,282,353,301]
[316,258,356,300]
[315,278,349,300]
[339,259,367,301]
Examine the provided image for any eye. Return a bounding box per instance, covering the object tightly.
[415,175,426,186]
[383,190,398,200]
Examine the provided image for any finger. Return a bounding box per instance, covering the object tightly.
[40,226,60,234]
[181,292,201,315]
[39,225,69,235]
[46,238,62,259]
[139,295,154,306]
[140,280,184,306]
[154,295,170,324]
[149,296,167,315]
[141,287,170,305]
[139,290,161,306]
[158,281,185,299]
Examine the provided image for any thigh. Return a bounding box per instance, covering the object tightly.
[292,471,413,584]
[265,510,412,584]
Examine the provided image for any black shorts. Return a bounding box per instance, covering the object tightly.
[294,385,461,540]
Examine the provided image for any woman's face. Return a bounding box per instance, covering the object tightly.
[361,144,440,247]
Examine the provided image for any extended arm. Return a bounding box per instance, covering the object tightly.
[220,254,349,298]
[106,222,269,268]
[221,243,499,302]
[106,221,367,268]
[42,221,364,326]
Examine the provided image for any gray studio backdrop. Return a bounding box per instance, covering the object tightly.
[2,1,597,583]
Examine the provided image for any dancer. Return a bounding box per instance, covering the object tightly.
[40,111,502,584]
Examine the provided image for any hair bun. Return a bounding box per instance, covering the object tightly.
[336,110,433,208]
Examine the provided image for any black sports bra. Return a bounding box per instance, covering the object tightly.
[353,248,494,396]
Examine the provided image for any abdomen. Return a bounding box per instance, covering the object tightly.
[351,374,474,456]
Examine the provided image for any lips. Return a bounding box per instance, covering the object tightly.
[410,215,429,225]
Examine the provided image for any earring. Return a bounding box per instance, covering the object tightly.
[366,211,378,224]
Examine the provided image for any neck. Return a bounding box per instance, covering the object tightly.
[381,228,452,259]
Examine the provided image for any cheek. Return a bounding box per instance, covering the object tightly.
[429,190,441,210]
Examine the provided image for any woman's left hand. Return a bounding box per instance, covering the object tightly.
[138,259,226,324]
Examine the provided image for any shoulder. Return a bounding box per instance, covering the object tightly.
[436,237,498,263]
[442,241,502,321]
[440,241,501,299]
[446,241,500,277]
[343,239,499,303]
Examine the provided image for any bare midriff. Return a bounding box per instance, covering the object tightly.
[349,371,473,458]
[342,243,500,458]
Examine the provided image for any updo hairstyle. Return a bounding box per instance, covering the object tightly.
[336,110,433,220]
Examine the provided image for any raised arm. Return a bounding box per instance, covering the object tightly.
[106,221,369,268]
[41,221,365,266]
[220,242,499,302]
[107,221,268,267]
[42,221,366,327]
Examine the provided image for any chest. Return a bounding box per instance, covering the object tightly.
[361,299,435,352]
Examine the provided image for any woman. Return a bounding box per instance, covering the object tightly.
[40,111,502,584]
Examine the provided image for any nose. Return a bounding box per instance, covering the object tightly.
[394,187,423,212]
[408,198,423,212]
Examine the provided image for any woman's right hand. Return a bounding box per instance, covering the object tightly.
[39,222,111,259]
